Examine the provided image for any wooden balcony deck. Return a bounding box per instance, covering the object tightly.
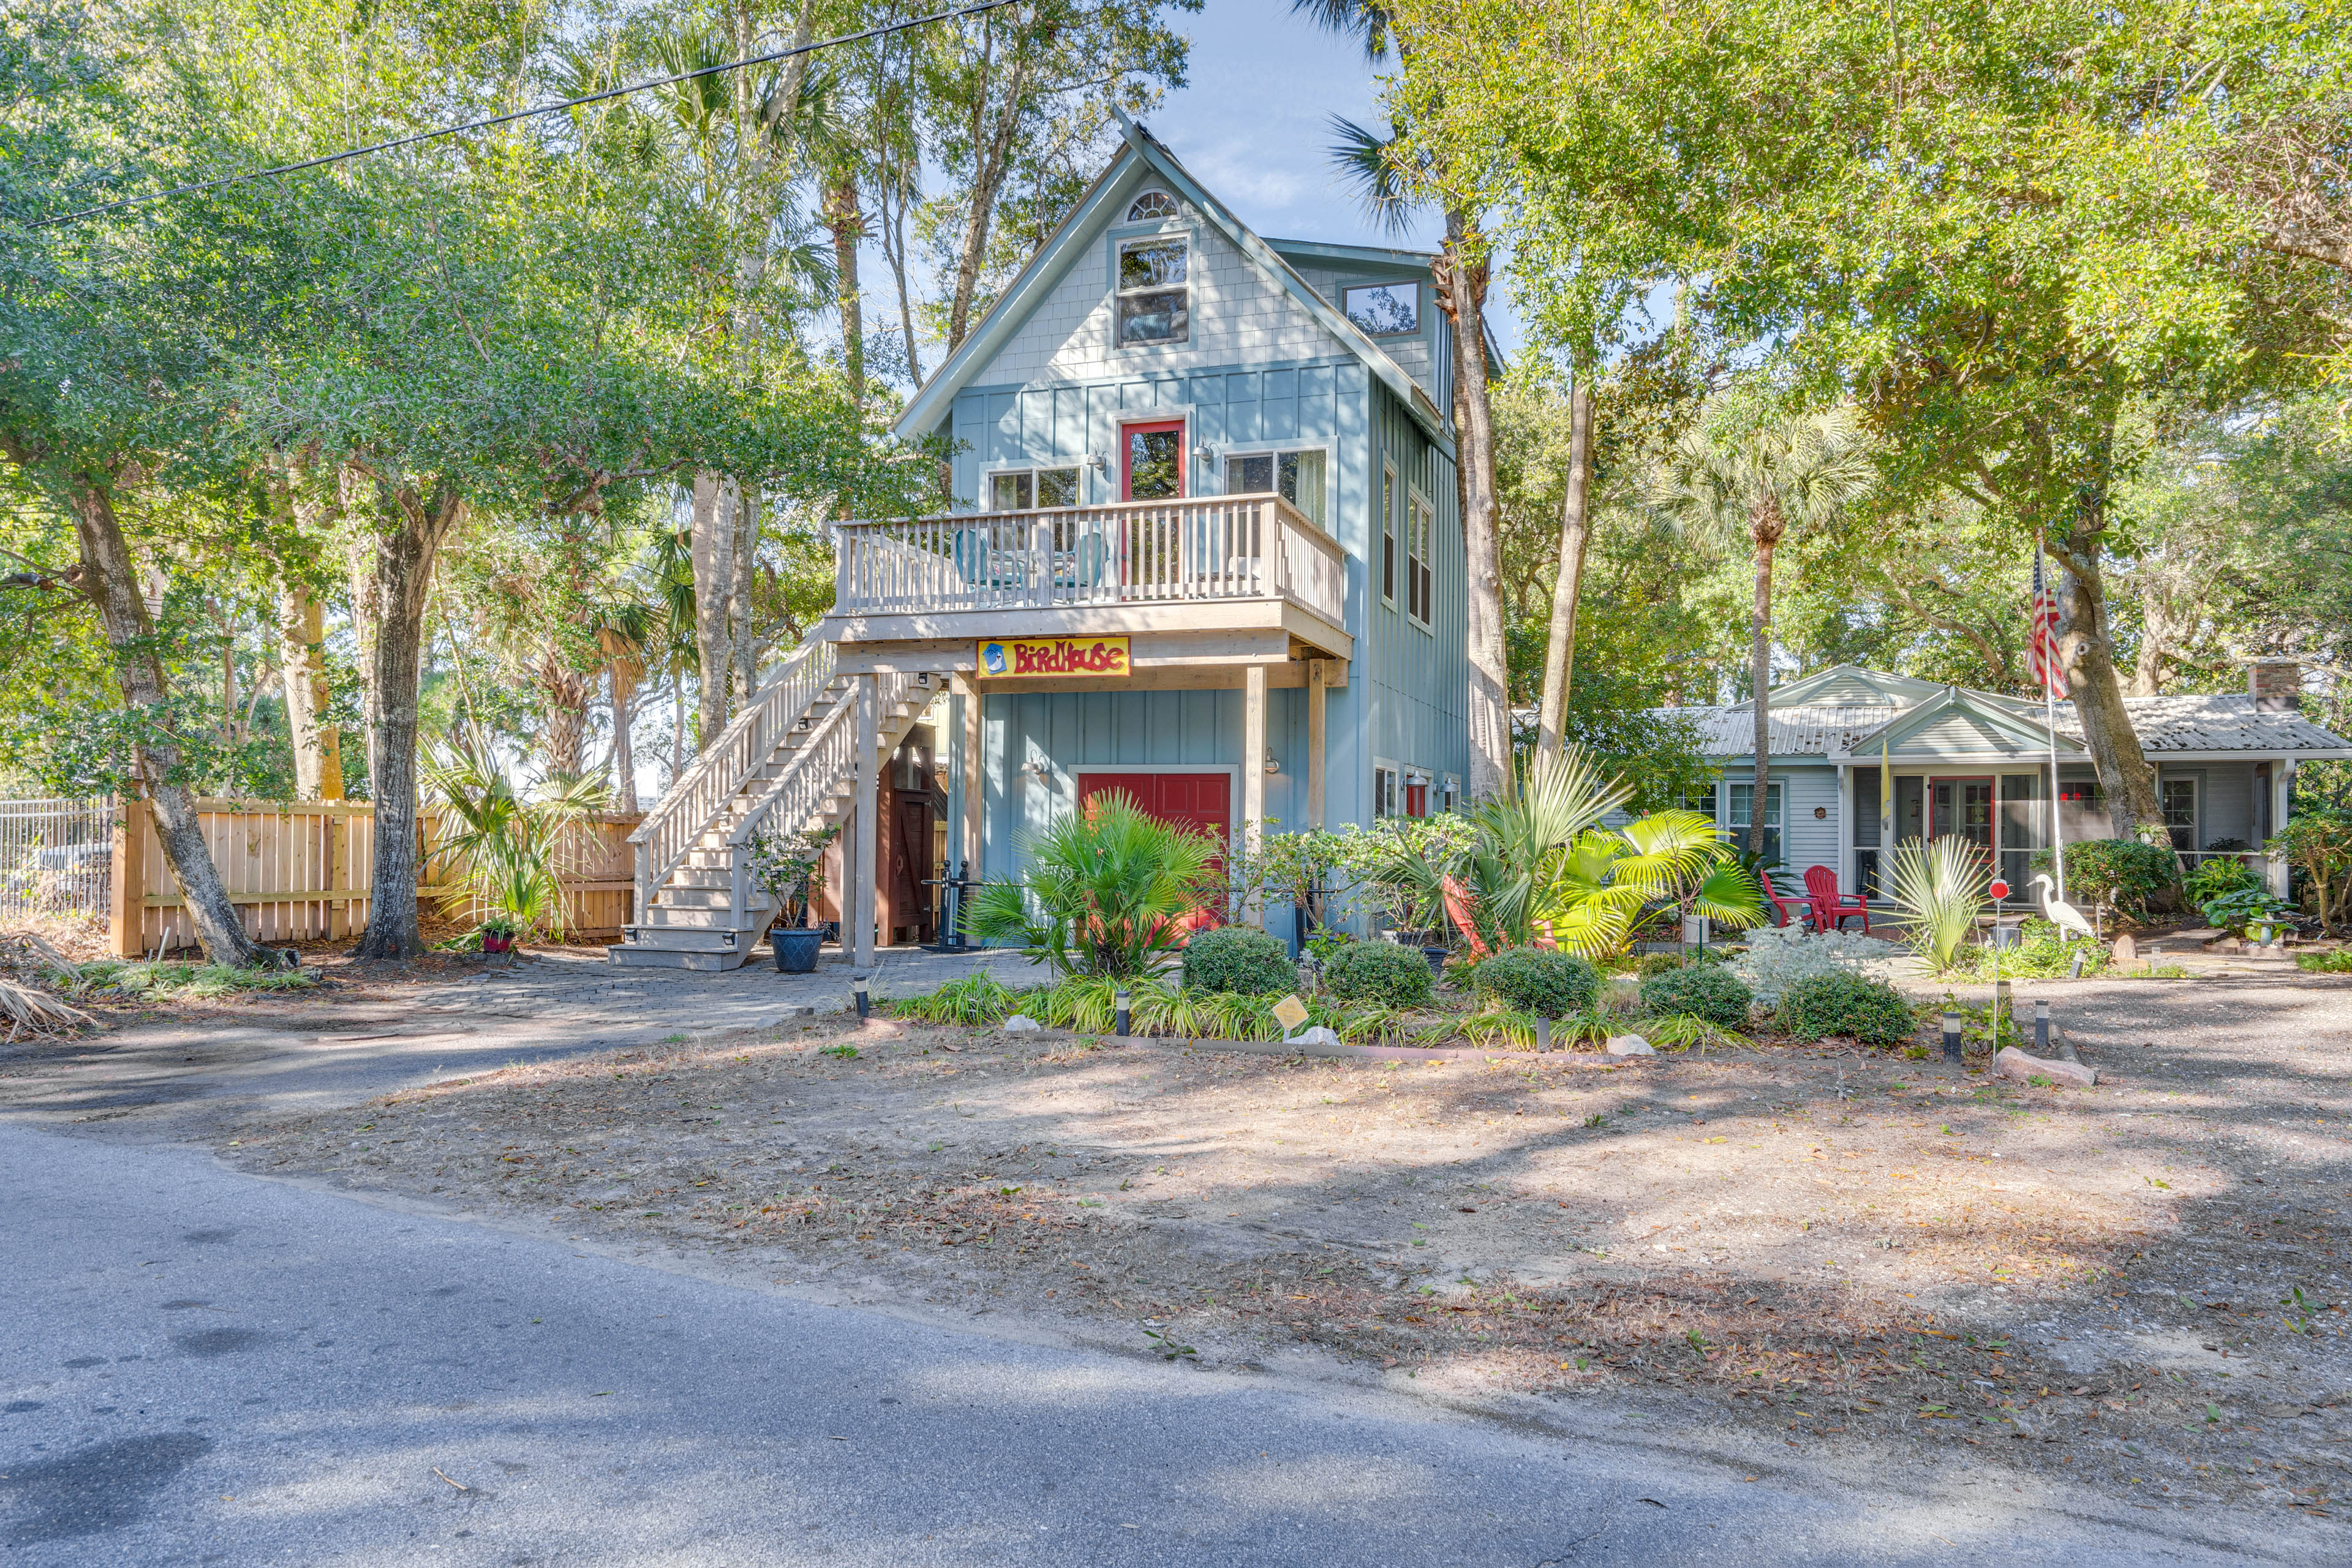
[818,493,1352,662]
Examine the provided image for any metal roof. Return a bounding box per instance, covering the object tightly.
[1667,688,2352,761]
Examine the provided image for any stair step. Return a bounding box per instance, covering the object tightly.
[606,943,747,971]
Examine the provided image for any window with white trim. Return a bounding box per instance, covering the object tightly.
[1441,774,1461,813]
[1116,236,1188,345]
[1379,464,1397,604]
[1127,190,1179,221]
[1373,762,1401,819]
[1405,491,1434,626]
[1224,449,1327,528]
[2160,775,2198,851]
[989,467,1080,511]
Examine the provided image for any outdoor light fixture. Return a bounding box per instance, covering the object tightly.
[2034,998,2051,1053]
[1264,758,1280,774]
[1942,1011,1962,1065]
[1115,989,1132,1038]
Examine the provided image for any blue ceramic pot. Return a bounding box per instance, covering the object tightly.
[772,927,823,973]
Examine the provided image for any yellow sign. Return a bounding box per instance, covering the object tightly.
[1271,994,1310,1033]
[976,635,1131,680]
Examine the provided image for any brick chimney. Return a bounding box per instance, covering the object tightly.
[2248,658,2302,714]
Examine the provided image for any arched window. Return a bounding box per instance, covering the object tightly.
[1126,190,1179,221]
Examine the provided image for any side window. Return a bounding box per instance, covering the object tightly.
[1343,282,1420,336]
[1373,763,1400,819]
[1406,492,1433,626]
[1036,467,1079,507]
[1117,237,1189,345]
[991,472,1033,512]
[1127,190,1180,221]
[1380,465,1396,603]
[2160,775,2197,851]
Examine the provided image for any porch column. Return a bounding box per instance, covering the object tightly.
[1243,662,1267,927]
[1835,764,1852,895]
[853,672,879,970]
[1879,769,1893,872]
[2269,759,2296,897]
[961,676,984,883]
[1306,660,1328,830]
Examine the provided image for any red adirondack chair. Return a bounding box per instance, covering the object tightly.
[1439,875,1494,960]
[1762,883,1810,930]
[1803,864,1871,934]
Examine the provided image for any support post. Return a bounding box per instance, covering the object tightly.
[1244,662,1267,928]
[960,676,984,884]
[1836,763,1852,895]
[853,671,880,969]
[1306,660,1327,831]
[108,794,144,959]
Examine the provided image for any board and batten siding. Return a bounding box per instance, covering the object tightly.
[1355,380,1468,818]
[1275,253,1450,412]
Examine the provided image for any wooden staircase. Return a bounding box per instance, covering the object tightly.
[608,644,943,971]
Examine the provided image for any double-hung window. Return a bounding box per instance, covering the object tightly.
[1405,492,1433,626]
[1373,763,1401,819]
[989,467,1080,512]
[1727,780,1784,867]
[1379,465,1397,603]
[1224,450,1327,528]
[1117,236,1188,345]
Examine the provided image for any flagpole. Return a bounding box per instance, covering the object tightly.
[2038,541,2068,903]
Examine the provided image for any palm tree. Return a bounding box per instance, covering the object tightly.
[590,599,656,815]
[1654,402,1876,856]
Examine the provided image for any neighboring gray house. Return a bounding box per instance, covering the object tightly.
[1663,663,2352,900]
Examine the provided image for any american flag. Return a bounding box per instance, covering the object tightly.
[2027,549,2067,696]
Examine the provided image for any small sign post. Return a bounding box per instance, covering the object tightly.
[1988,875,2011,1059]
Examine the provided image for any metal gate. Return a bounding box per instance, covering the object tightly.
[0,797,113,921]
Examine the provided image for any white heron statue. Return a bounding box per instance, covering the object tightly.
[2030,873,2100,943]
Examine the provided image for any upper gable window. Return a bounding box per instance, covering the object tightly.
[1117,237,1189,345]
[1344,281,1420,336]
[1126,190,1180,222]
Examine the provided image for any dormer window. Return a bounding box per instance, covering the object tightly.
[1117,236,1188,345]
[1344,281,1420,336]
[1127,190,1180,221]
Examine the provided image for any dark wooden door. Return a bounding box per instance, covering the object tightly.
[880,789,934,944]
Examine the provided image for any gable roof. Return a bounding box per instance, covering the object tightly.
[891,113,1455,450]
[1830,686,2086,762]
[1670,664,2352,761]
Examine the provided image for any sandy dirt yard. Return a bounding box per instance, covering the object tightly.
[183,968,2352,1542]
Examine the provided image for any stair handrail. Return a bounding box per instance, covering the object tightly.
[627,639,836,923]
[721,668,928,935]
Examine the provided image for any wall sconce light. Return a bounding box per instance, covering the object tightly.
[1085,453,1107,471]
[1263,758,1281,774]
[1028,760,1052,780]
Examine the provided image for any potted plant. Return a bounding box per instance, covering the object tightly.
[479,916,518,963]
[749,824,836,973]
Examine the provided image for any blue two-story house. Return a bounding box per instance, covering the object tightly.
[804,113,1486,959]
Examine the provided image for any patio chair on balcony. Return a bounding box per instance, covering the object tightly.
[952,527,1025,594]
[1058,531,1110,596]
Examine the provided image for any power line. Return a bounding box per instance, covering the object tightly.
[28,0,1016,231]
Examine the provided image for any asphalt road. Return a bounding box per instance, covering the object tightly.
[0,1117,2278,1567]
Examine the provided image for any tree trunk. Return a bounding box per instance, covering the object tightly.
[62,472,274,967]
[342,465,383,794]
[731,480,760,707]
[353,474,465,960]
[943,32,1028,355]
[826,168,865,398]
[688,472,736,752]
[2047,539,2165,837]
[1749,525,1777,858]
[1438,209,1510,800]
[1536,377,1594,760]
[276,576,344,801]
[533,649,591,775]
[611,663,638,814]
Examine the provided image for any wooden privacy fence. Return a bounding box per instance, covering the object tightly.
[107,798,641,958]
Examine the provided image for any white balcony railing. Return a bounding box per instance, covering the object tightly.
[834,492,1346,628]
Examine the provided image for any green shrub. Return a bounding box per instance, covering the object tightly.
[2297,949,2352,974]
[1472,947,1600,1016]
[1777,972,1917,1047]
[1322,940,1433,1008]
[2200,886,2297,938]
[1182,925,1296,995]
[2184,856,2260,908]
[2031,839,2178,915]
[1639,963,1754,1030]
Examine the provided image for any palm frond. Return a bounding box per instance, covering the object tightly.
[1325,115,1421,236]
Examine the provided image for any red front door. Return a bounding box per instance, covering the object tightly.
[1077,771,1229,930]
[1121,421,1185,500]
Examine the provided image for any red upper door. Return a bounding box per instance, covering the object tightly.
[1121,421,1185,501]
